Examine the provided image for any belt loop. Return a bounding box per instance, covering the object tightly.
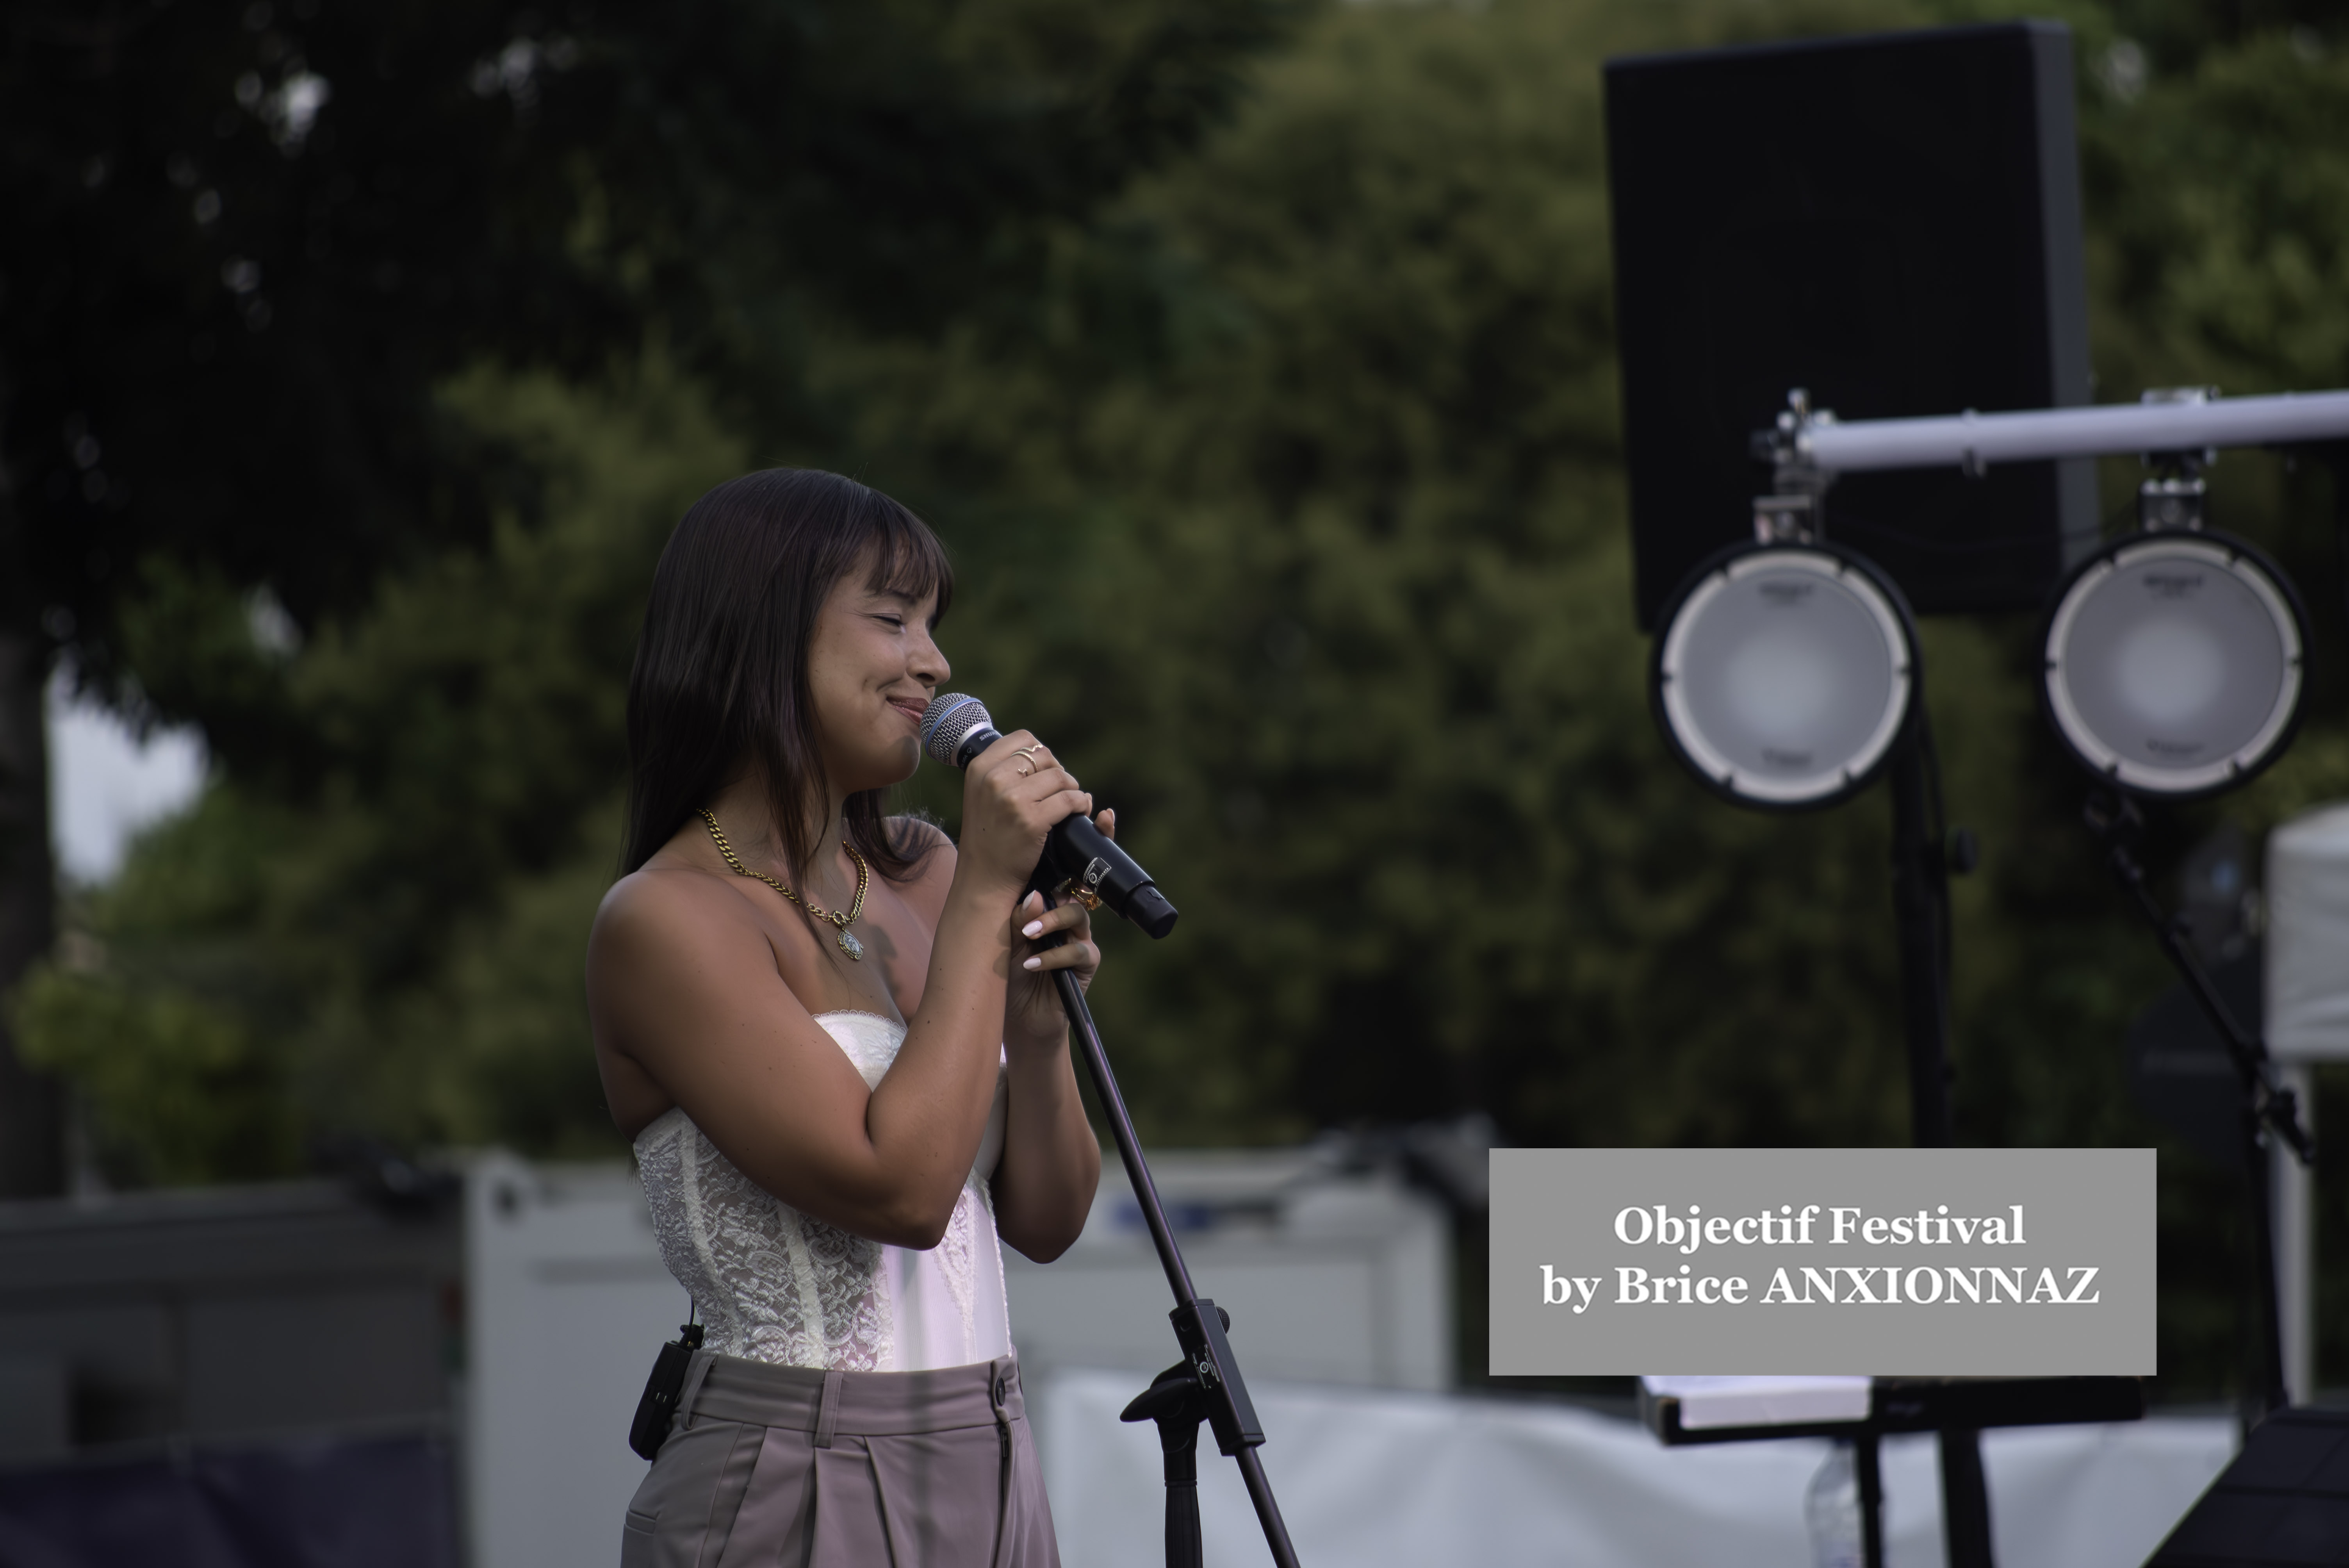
[674,1350,717,1433]
[989,1358,1016,1568]
[814,1369,845,1450]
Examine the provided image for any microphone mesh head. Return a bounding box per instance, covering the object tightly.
[920,693,994,768]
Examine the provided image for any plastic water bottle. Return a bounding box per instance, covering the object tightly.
[1805,1440,1864,1568]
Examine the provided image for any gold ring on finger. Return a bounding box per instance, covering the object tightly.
[1014,760,1035,777]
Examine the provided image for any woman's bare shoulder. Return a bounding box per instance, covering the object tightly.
[886,815,958,919]
[586,857,808,1088]
[589,859,764,982]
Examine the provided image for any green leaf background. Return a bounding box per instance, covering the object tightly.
[23,0,2349,1401]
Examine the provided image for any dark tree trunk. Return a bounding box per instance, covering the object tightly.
[0,600,61,1198]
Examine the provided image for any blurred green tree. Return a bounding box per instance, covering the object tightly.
[15,360,744,1173]
[836,0,2349,1397]
[20,0,2349,1405]
[0,0,1289,1192]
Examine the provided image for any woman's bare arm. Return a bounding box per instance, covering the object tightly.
[990,948,1103,1262]
[588,732,1087,1248]
[987,818,1116,1260]
[891,827,1103,1261]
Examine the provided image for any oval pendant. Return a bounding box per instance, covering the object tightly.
[838,929,864,960]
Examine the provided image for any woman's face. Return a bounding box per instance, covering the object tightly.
[805,563,948,797]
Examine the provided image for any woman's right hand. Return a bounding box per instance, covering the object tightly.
[954,731,1094,896]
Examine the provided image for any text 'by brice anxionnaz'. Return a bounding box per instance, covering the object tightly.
[1536,1203,2103,1315]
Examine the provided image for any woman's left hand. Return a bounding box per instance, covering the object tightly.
[1006,808,1114,1046]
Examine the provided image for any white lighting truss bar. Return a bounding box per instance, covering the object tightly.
[1795,390,2349,473]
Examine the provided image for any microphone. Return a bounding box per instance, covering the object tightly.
[919,693,1178,939]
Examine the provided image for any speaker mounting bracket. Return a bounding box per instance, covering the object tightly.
[2138,470,2207,533]
[1752,492,1820,544]
[2137,387,2216,533]
[1752,389,1837,543]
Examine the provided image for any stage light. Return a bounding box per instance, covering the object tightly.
[1652,542,1918,809]
[2041,531,2305,799]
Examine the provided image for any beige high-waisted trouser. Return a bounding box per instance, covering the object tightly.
[620,1351,1060,1568]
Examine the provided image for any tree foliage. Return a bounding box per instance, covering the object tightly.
[19,0,2349,1400]
[0,0,1292,1194]
[18,359,743,1166]
[4,0,1284,675]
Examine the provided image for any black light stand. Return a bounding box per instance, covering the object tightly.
[1856,1432,1887,1568]
[2081,791,2315,1422]
[1651,442,1996,1567]
[1883,714,1996,1568]
[1042,953,1304,1568]
[1705,384,2349,1561]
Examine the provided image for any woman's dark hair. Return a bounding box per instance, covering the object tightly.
[621,468,954,915]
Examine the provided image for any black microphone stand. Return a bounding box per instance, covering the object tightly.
[1034,891,1303,1568]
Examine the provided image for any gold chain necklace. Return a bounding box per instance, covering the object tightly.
[698,809,871,960]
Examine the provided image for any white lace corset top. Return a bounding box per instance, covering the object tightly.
[633,1010,1013,1372]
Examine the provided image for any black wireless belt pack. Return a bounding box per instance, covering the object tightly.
[628,1321,705,1461]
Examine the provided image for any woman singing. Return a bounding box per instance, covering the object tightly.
[589,469,1103,1567]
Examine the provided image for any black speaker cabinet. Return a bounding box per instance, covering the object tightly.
[1606,23,2099,631]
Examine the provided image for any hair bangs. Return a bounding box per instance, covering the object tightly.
[858,492,955,626]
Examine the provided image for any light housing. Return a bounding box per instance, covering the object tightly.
[2041,531,2306,799]
[1651,542,1919,810]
